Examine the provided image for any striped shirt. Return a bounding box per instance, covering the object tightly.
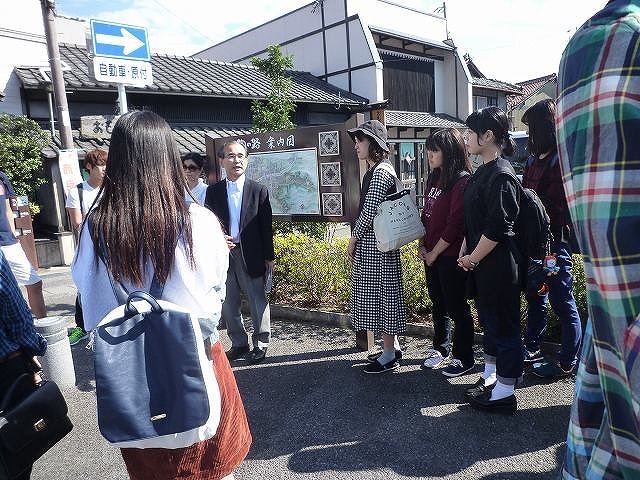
[556,1,640,478]
[0,249,46,357]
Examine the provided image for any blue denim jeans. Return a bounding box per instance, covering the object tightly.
[524,241,582,368]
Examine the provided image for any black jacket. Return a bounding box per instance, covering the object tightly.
[204,178,275,278]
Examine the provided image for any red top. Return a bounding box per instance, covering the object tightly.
[421,173,468,257]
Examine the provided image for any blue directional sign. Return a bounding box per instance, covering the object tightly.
[90,20,150,61]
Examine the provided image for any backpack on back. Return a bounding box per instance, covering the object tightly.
[92,236,221,449]
[487,168,553,292]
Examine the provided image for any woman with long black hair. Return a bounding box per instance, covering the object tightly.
[459,107,523,413]
[419,128,475,377]
[72,111,251,479]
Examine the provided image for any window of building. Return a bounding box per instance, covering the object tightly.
[473,95,498,110]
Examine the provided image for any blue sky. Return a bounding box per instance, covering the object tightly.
[55,0,606,83]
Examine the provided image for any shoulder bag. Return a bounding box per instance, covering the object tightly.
[373,162,426,252]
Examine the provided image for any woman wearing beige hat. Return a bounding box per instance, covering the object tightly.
[347,120,407,374]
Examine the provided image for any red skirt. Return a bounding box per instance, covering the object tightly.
[121,341,252,479]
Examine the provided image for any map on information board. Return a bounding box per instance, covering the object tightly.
[246,148,320,215]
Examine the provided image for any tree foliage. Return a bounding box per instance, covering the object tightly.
[250,45,296,132]
[0,114,48,214]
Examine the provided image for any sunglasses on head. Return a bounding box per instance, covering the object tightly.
[182,164,201,172]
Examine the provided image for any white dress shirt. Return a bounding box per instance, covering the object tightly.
[226,174,245,242]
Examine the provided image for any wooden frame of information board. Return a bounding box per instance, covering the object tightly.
[205,115,365,223]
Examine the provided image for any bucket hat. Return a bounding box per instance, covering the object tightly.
[347,120,389,153]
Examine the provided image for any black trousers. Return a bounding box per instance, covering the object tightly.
[0,353,34,480]
[425,255,475,366]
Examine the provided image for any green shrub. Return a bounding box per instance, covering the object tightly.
[271,233,588,343]
[0,114,49,215]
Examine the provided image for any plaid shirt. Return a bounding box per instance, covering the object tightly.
[556,1,640,478]
[0,249,46,357]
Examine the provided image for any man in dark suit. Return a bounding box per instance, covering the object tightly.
[205,140,275,364]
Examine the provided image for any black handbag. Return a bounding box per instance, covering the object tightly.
[0,374,73,479]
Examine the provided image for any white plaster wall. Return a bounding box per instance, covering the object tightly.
[351,65,382,103]
[348,17,375,66]
[326,72,349,91]
[1,2,86,114]
[323,0,348,25]
[433,59,445,112]
[348,0,447,42]
[325,25,348,73]
[195,3,322,63]
[281,33,325,73]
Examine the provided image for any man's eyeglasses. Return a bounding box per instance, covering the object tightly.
[182,164,201,172]
[224,153,246,160]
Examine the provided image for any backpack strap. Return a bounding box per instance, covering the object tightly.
[87,216,166,304]
[77,182,84,214]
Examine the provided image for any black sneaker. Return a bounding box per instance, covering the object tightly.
[523,348,544,363]
[441,359,474,378]
[367,349,402,363]
[363,359,399,374]
[226,345,250,361]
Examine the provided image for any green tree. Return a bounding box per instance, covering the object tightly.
[250,45,296,132]
[0,114,49,214]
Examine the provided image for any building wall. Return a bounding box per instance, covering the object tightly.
[0,1,86,115]
[510,81,557,131]
[194,0,459,110]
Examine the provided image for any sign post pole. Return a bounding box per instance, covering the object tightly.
[117,84,128,114]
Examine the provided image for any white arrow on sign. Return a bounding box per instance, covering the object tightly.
[95,28,144,55]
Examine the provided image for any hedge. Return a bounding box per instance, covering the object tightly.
[271,233,589,340]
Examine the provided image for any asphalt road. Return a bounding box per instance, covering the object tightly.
[31,267,575,480]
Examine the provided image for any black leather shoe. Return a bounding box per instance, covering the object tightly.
[465,377,496,399]
[367,349,402,363]
[226,345,250,361]
[363,358,399,374]
[468,390,517,414]
[246,347,267,364]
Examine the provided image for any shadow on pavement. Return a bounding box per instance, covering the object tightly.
[230,321,571,479]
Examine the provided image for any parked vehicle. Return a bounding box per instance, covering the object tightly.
[504,131,529,177]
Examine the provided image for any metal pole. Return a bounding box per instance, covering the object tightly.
[40,0,73,149]
[117,83,128,114]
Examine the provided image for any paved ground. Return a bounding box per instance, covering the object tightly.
[31,266,575,480]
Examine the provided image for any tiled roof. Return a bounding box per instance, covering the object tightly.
[15,44,369,107]
[506,73,557,111]
[42,123,251,157]
[472,76,522,94]
[384,110,465,128]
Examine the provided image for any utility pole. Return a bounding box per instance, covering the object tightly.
[40,0,73,149]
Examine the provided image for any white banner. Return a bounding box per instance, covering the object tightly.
[58,149,83,197]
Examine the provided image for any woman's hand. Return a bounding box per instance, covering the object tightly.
[424,250,438,267]
[347,237,357,260]
[418,245,428,261]
[457,254,478,271]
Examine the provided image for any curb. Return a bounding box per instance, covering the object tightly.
[268,304,562,353]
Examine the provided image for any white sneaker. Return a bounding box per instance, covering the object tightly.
[420,350,450,369]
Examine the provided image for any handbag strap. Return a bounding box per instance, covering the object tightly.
[0,373,32,413]
[375,162,404,192]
